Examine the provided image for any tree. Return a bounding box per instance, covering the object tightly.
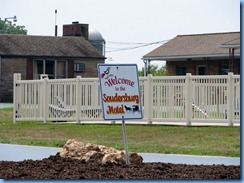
[0,19,27,35]
[138,64,166,76]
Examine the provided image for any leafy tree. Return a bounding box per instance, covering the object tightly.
[0,19,27,35]
[139,64,166,76]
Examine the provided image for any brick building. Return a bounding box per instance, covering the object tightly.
[143,32,240,76]
[0,22,105,102]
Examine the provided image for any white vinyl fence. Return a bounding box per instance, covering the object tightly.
[13,73,240,126]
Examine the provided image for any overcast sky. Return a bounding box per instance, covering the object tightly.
[0,0,240,70]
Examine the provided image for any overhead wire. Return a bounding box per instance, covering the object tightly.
[107,41,150,45]
[106,39,170,52]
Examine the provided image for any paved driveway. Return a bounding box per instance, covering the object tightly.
[0,103,13,109]
[0,144,240,166]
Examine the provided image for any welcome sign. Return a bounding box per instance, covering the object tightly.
[98,64,142,120]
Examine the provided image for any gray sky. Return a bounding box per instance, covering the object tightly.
[0,0,240,69]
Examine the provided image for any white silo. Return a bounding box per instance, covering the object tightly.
[89,28,106,56]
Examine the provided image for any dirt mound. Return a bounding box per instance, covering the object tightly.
[0,154,240,179]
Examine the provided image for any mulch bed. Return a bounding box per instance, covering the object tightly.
[0,153,240,179]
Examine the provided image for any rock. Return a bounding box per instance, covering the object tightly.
[101,151,125,165]
[130,152,143,164]
[59,139,143,165]
[59,139,86,159]
[84,143,101,152]
[82,151,104,163]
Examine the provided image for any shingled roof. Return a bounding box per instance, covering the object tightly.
[143,32,240,60]
[220,37,240,49]
[0,34,105,59]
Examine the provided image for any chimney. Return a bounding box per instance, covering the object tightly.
[55,10,58,36]
[63,22,89,39]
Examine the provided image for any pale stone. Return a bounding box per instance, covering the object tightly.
[59,139,143,165]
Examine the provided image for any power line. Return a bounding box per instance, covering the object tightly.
[107,41,150,45]
[106,39,170,52]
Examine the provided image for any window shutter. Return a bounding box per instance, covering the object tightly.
[67,60,74,78]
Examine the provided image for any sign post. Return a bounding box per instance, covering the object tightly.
[98,64,142,165]
[121,115,129,164]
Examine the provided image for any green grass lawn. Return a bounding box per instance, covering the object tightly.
[0,108,240,157]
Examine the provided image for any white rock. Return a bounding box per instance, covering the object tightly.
[59,139,143,165]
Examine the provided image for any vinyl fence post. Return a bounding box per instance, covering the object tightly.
[147,74,153,124]
[76,76,81,123]
[227,72,234,126]
[13,73,21,123]
[42,76,48,123]
[185,73,192,126]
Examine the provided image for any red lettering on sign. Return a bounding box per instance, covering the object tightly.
[106,105,125,114]
[105,76,134,87]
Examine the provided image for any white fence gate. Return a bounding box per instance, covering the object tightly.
[13,73,240,126]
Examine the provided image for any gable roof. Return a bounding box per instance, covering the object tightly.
[0,34,105,59]
[143,32,240,61]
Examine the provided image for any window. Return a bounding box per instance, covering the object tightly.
[33,60,67,79]
[56,61,66,78]
[176,67,186,75]
[219,64,229,75]
[74,63,85,72]
[196,65,206,75]
[45,60,55,79]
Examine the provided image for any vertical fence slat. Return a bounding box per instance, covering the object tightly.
[13,73,21,123]
[43,77,48,123]
[76,76,81,123]
[227,72,234,126]
[147,74,153,124]
[185,73,192,126]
